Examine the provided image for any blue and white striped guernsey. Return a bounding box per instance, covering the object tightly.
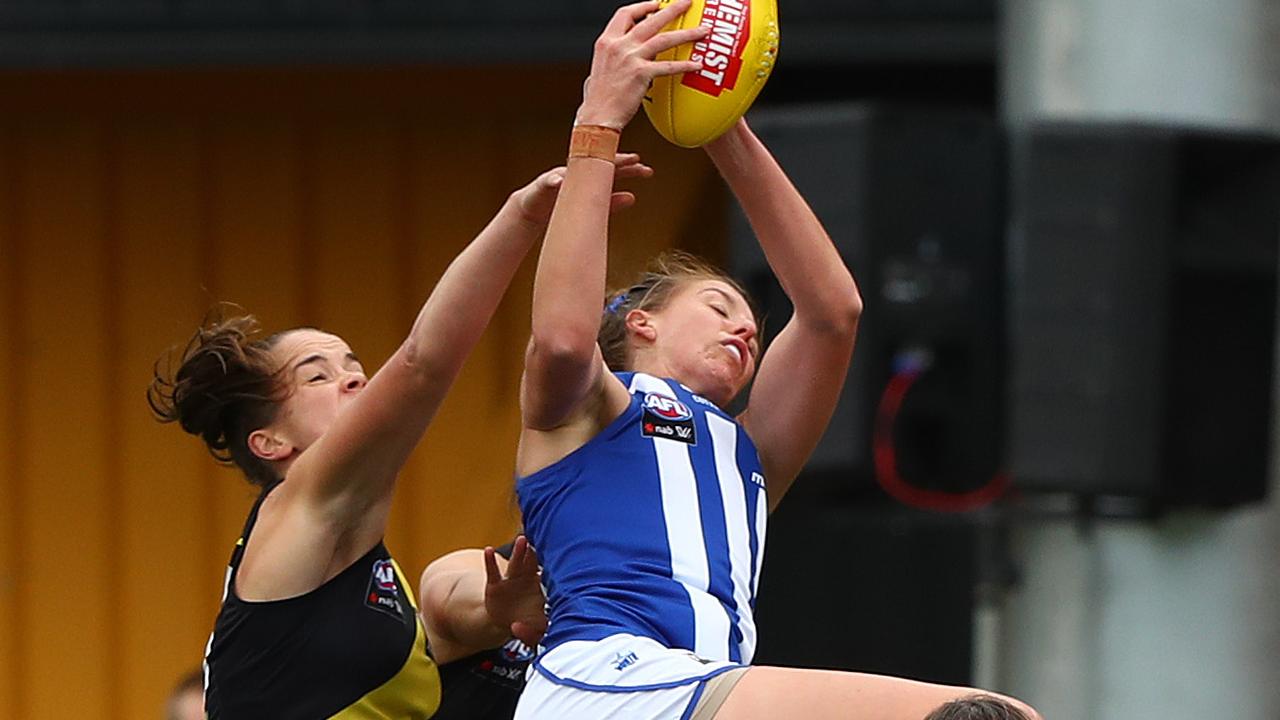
[517,372,768,667]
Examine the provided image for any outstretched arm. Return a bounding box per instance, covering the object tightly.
[240,169,571,601]
[707,120,862,510]
[522,0,706,432]
[286,171,562,530]
[419,537,546,666]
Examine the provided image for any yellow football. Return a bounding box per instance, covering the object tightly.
[644,0,780,148]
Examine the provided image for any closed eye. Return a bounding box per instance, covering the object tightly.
[309,374,327,382]
[711,304,729,318]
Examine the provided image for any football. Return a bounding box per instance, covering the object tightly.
[643,0,780,148]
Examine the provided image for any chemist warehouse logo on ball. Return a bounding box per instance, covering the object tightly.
[642,392,697,445]
[365,559,407,621]
[683,0,751,97]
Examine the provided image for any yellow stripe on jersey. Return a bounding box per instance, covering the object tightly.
[392,559,419,611]
[330,615,441,720]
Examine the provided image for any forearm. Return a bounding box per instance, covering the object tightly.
[421,556,512,666]
[434,574,510,649]
[529,156,616,354]
[706,122,862,332]
[529,0,702,351]
[421,543,546,662]
[284,196,541,520]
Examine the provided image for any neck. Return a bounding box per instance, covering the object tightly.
[629,348,672,381]
[271,451,300,482]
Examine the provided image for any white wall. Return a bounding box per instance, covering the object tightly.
[997,2,1280,717]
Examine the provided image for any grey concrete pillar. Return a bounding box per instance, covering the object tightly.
[1002,0,1280,134]
[994,3,1280,718]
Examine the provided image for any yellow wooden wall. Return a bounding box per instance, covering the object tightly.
[0,66,727,719]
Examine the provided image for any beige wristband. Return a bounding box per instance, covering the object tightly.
[569,124,621,162]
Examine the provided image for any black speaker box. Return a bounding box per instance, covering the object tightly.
[1008,123,1279,507]
[731,103,1004,501]
[753,500,976,684]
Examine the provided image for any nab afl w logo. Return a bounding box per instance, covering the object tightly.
[641,392,697,445]
[365,558,407,622]
[644,393,693,421]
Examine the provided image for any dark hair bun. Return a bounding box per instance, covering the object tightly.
[148,310,288,486]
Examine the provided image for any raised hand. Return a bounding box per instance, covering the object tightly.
[512,153,655,226]
[575,0,708,130]
[483,536,548,647]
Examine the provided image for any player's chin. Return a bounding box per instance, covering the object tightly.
[704,373,743,408]
[718,361,752,398]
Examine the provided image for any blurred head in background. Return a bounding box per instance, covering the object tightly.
[925,694,1033,720]
[165,669,203,720]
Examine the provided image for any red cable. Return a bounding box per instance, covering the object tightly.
[872,369,1010,512]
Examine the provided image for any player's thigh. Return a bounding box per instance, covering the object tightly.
[712,666,1039,720]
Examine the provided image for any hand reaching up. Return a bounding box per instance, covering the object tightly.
[483,535,548,648]
[575,0,707,130]
[512,154,656,227]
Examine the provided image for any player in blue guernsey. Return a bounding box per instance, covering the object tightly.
[512,3,1042,719]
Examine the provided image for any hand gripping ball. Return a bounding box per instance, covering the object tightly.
[643,0,780,148]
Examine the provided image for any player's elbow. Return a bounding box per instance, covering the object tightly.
[417,588,453,645]
[419,561,470,641]
[529,320,599,368]
[834,285,863,332]
[393,336,455,392]
[525,334,598,393]
[802,285,862,339]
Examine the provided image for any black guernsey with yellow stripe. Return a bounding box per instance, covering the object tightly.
[205,483,441,719]
[432,543,529,720]
[433,638,530,720]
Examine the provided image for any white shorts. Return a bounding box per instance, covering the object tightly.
[514,633,747,720]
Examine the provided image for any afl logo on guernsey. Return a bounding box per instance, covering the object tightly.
[500,638,535,663]
[644,393,693,421]
[641,392,697,445]
[372,559,397,591]
[365,558,408,622]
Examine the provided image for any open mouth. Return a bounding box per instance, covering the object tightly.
[721,339,749,373]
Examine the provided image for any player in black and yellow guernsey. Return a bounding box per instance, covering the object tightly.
[150,155,656,719]
[206,483,438,718]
